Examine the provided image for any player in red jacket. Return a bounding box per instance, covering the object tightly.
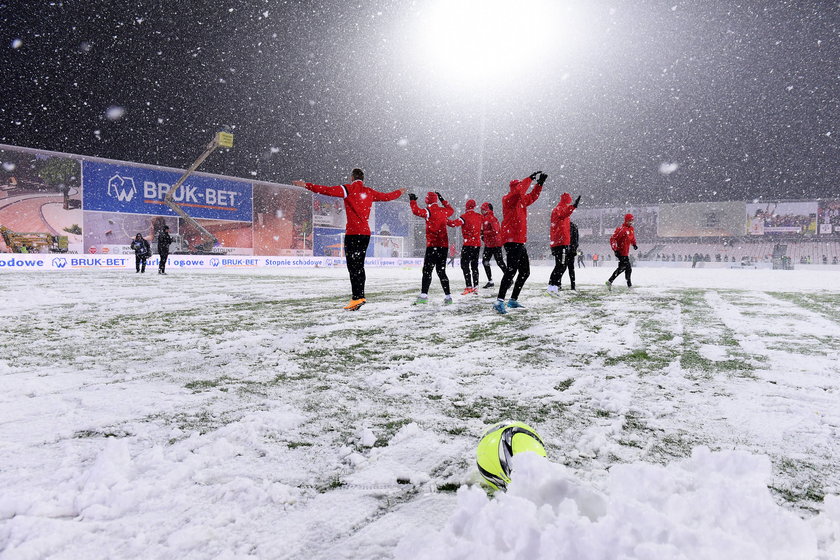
[480,202,507,288]
[293,168,405,310]
[494,172,546,314]
[447,199,483,294]
[606,213,638,290]
[410,191,455,304]
[547,192,581,294]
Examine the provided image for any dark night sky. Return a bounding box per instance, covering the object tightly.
[1,0,838,207]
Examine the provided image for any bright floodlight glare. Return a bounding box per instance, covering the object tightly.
[419,0,557,85]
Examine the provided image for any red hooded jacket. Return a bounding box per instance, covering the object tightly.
[549,193,576,247]
[481,204,503,248]
[501,177,542,244]
[610,214,637,257]
[304,180,402,236]
[411,192,454,247]
[447,202,483,247]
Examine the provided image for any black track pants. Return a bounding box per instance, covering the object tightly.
[608,255,632,286]
[549,245,571,287]
[498,243,530,300]
[345,235,370,299]
[421,246,451,295]
[481,246,507,282]
[460,246,480,287]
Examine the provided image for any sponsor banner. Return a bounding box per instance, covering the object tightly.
[82,161,253,222]
[0,254,131,269]
[746,201,817,236]
[763,226,802,234]
[0,253,423,270]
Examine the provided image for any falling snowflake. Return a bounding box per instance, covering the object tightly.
[397,138,409,147]
[659,162,679,175]
[106,106,126,121]
[2,162,16,171]
[11,39,22,49]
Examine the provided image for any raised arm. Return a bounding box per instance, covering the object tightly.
[409,198,428,219]
[291,180,347,198]
[523,182,543,207]
[447,218,464,228]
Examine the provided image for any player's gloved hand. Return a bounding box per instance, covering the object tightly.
[633,244,638,250]
[529,171,540,180]
[537,173,548,186]
[614,250,621,258]
[408,193,417,201]
[573,195,581,207]
[435,191,446,203]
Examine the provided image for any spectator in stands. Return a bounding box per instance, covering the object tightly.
[691,253,699,268]
[823,255,828,265]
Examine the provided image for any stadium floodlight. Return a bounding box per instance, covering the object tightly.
[416,0,558,86]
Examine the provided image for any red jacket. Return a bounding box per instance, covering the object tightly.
[610,222,637,257]
[481,211,503,248]
[411,200,454,247]
[447,210,483,247]
[304,180,402,236]
[549,193,576,247]
[501,177,542,244]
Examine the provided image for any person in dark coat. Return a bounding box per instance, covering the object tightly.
[566,222,580,290]
[130,233,151,273]
[157,225,173,275]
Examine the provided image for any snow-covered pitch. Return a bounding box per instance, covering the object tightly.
[1,266,839,559]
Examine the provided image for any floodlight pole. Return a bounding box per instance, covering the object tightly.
[163,131,234,253]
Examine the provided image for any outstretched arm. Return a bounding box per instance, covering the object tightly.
[370,187,407,202]
[292,180,347,198]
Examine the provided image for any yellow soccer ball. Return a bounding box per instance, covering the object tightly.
[475,421,546,491]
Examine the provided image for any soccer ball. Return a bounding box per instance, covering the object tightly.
[475,421,546,491]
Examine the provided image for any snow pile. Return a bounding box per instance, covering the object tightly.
[397,447,838,560]
[0,409,304,558]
